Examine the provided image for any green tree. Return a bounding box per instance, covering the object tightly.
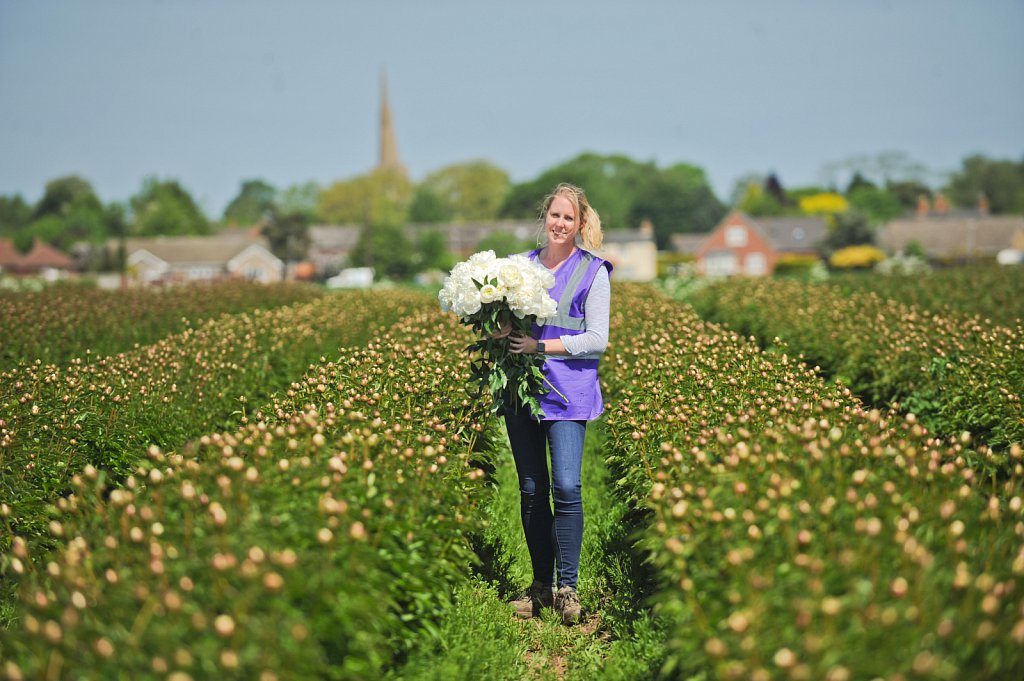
[825,210,874,251]
[129,177,210,236]
[734,177,784,217]
[629,163,725,248]
[24,175,109,249]
[279,181,321,222]
[944,154,1024,214]
[501,152,724,248]
[847,185,905,225]
[318,169,412,227]
[500,152,644,229]
[846,172,876,194]
[408,186,450,223]
[33,175,103,220]
[886,179,932,211]
[261,208,310,264]
[417,160,509,222]
[223,179,277,225]
[349,222,413,280]
[0,194,32,237]
[413,228,453,270]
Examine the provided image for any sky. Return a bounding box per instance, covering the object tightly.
[1,0,1022,219]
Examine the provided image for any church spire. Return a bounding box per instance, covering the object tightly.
[378,71,405,175]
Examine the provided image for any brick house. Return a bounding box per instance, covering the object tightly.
[694,212,827,276]
[0,238,76,278]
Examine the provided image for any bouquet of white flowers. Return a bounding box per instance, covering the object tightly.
[439,250,559,417]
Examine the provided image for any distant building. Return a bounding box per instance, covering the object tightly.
[878,196,1024,261]
[597,220,657,281]
[693,212,827,276]
[122,232,283,285]
[0,238,76,279]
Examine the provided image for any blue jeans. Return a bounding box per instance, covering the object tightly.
[503,407,586,590]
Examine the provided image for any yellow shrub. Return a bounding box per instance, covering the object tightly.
[829,245,886,269]
[799,192,849,216]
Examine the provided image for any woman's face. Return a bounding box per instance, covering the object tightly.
[545,195,579,248]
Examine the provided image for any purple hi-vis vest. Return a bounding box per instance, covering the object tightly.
[529,248,613,421]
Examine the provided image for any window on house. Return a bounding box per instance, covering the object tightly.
[745,252,767,275]
[725,226,747,247]
[704,252,738,277]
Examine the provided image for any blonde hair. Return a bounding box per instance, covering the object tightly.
[537,183,604,251]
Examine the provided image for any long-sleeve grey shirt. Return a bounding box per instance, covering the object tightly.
[558,266,610,357]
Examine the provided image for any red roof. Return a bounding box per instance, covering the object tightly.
[0,238,75,271]
[19,239,75,269]
[0,238,21,267]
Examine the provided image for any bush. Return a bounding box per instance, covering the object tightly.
[829,245,886,270]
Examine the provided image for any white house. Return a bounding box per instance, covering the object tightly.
[123,233,284,284]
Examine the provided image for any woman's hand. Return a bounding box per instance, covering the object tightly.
[508,332,539,354]
[491,322,513,339]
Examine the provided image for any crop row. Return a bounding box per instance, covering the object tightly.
[0,280,323,370]
[687,278,1024,450]
[1,304,496,679]
[829,265,1024,328]
[0,290,436,548]
[601,285,1024,680]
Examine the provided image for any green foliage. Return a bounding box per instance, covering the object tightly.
[735,178,784,217]
[629,163,726,249]
[417,160,510,223]
[32,175,102,220]
[413,229,455,271]
[944,154,1024,214]
[886,178,932,211]
[261,207,310,263]
[14,176,110,250]
[0,195,32,236]
[825,210,874,251]
[129,176,211,236]
[223,179,277,225]
[277,181,321,223]
[408,186,450,223]
[318,168,412,227]
[349,222,414,279]
[501,153,723,249]
[847,185,905,224]
[772,253,823,277]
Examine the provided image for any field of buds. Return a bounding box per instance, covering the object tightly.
[603,284,1023,680]
[0,280,323,370]
[2,279,1022,679]
[687,277,1024,451]
[829,265,1024,328]
[1,305,495,679]
[0,288,435,551]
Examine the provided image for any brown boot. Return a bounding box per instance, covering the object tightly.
[554,586,581,625]
[510,581,554,619]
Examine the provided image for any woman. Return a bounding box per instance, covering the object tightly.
[496,183,612,625]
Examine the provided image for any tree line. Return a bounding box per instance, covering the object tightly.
[1,152,1021,272]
